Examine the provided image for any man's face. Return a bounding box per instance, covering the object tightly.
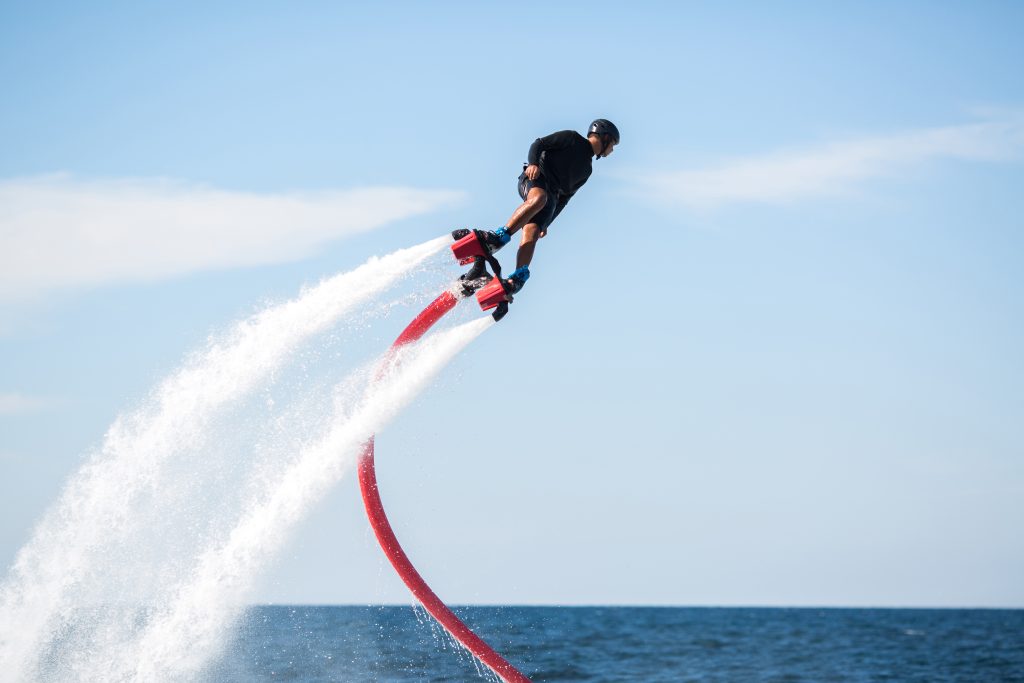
[601,139,617,158]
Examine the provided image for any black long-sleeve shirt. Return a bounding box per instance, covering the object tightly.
[527,130,594,218]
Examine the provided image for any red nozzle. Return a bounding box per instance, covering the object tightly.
[450,231,486,265]
[475,277,510,311]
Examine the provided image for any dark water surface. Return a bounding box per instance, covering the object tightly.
[204,606,1024,682]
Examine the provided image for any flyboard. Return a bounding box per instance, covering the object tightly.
[357,230,533,683]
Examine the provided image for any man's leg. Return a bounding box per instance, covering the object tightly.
[503,187,548,235]
[515,222,544,269]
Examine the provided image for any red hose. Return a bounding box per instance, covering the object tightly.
[357,290,532,683]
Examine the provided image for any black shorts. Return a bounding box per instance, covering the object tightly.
[518,170,559,232]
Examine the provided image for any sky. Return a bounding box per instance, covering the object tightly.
[1,1,1022,609]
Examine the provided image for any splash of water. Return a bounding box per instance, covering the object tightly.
[0,236,449,682]
[112,317,493,682]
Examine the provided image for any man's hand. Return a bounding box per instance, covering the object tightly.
[525,164,540,180]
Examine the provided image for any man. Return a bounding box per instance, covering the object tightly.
[458,119,620,296]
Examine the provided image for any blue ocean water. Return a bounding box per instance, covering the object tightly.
[204,606,1024,682]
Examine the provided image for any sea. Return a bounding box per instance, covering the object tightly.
[203,606,1024,682]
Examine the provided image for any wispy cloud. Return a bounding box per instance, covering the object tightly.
[641,112,1024,209]
[0,175,465,301]
[0,393,50,415]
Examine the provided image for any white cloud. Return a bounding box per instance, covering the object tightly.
[0,175,465,301]
[642,112,1024,209]
[0,393,49,415]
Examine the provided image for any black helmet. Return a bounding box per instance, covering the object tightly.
[588,118,620,144]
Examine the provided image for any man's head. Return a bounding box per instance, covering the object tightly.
[588,118,620,159]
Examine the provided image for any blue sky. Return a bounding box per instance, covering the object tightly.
[1,1,1022,609]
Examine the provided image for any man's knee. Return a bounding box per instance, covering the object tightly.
[526,188,548,210]
[521,223,543,243]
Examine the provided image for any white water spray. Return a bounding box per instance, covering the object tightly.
[0,236,451,682]
[114,317,492,682]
